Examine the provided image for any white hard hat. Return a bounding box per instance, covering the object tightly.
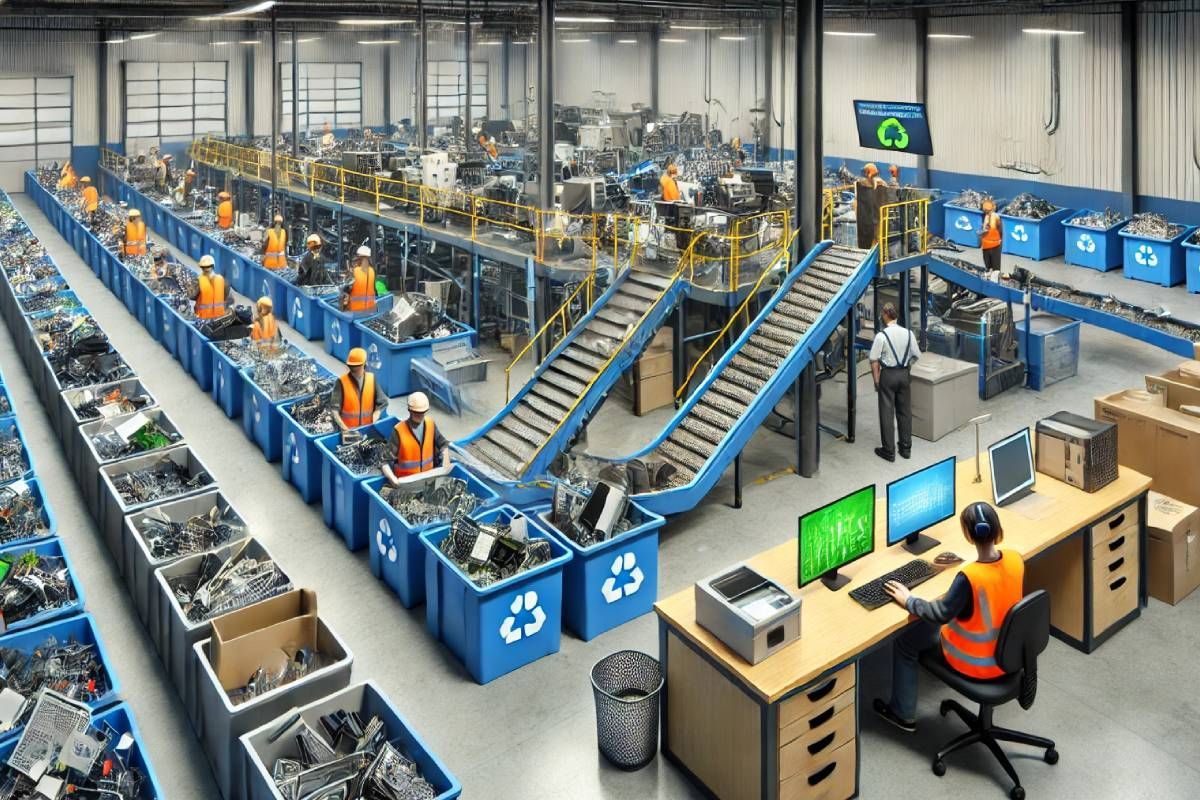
[128,208,141,217]
[198,254,215,268]
[407,392,430,413]
[356,246,371,258]
[306,234,321,246]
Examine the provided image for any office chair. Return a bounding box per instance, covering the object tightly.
[918,590,1058,800]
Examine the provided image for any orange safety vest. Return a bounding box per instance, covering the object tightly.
[263,227,287,269]
[81,186,99,213]
[940,550,1025,679]
[981,212,1002,250]
[58,168,77,189]
[251,313,279,341]
[660,174,681,202]
[347,265,377,312]
[394,418,436,477]
[339,372,376,428]
[195,273,227,319]
[217,200,234,229]
[124,220,147,256]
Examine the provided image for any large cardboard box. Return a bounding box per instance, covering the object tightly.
[1147,492,1200,605]
[1145,361,1200,410]
[1095,390,1200,506]
[634,372,674,416]
[635,350,672,380]
[210,588,318,689]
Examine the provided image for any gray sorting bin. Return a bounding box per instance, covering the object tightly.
[192,620,353,800]
[124,489,246,629]
[78,408,182,519]
[58,377,156,455]
[910,351,979,442]
[153,538,288,712]
[98,445,215,573]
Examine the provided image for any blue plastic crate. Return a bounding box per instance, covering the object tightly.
[0,538,85,631]
[120,267,142,317]
[357,320,477,397]
[104,253,123,294]
[944,201,997,248]
[0,613,121,743]
[243,361,335,462]
[1120,224,1195,287]
[316,417,399,548]
[252,266,291,315]
[0,417,34,485]
[1017,313,1081,391]
[140,287,164,339]
[530,497,662,641]
[229,252,253,297]
[0,476,56,546]
[279,404,332,503]
[318,294,393,362]
[420,505,571,684]
[0,385,11,419]
[210,343,245,417]
[999,206,1075,260]
[1184,236,1200,293]
[364,466,500,608]
[186,227,205,261]
[189,325,214,390]
[1062,210,1128,272]
[286,284,326,340]
[160,303,181,358]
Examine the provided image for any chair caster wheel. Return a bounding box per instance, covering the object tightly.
[1010,785,1025,800]
[1045,748,1059,765]
[939,700,953,717]
[932,760,946,777]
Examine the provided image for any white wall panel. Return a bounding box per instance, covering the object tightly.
[1138,1,1200,203]
[556,34,652,115]
[0,28,97,146]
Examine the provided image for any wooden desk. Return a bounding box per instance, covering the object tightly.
[655,459,1151,800]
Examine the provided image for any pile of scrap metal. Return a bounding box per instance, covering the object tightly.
[1001,192,1059,220]
[360,292,461,344]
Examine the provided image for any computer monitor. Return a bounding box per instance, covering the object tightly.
[989,428,1036,506]
[799,484,876,591]
[887,456,956,555]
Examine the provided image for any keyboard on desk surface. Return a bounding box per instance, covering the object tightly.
[849,559,941,610]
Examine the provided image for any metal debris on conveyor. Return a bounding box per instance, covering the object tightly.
[214,337,298,369]
[72,386,151,422]
[89,418,180,461]
[227,644,330,707]
[334,433,392,476]
[286,390,338,435]
[380,474,480,526]
[253,358,333,402]
[268,710,438,800]
[1071,208,1127,230]
[0,482,49,545]
[549,481,633,548]
[140,503,245,561]
[1000,193,1058,220]
[950,189,994,210]
[167,543,292,624]
[295,282,340,298]
[0,433,29,485]
[1124,212,1185,240]
[0,634,112,730]
[18,290,76,315]
[1189,229,1200,246]
[0,550,78,626]
[438,515,553,588]
[361,293,456,344]
[109,457,213,506]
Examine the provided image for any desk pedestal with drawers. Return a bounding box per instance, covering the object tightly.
[655,459,1150,800]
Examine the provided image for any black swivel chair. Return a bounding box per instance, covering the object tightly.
[919,590,1059,800]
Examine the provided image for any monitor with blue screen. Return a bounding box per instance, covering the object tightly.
[887,456,956,555]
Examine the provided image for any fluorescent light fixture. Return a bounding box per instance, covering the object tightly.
[719,35,747,41]
[660,37,687,43]
[338,19,410,26]
[617,39,637,44]
[210,41,231,46]
[555,16,614,23]
[928,33,973,39]
[195,1,275,20]
[512,41,531,45]
[104,36,127,44]
[285,37,321,44]
[479,41,503,46]
[673,25,719,30]
[825,31,875,37]
[129,32,158,40]
[556,26,579,30]
[561,38,591,43]
[1022,28,1084,35]
[358,39,400,44]
[238,39,261,45]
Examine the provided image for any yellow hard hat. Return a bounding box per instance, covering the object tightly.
[667,164,679,176]
[198,254,215,268]
[128,208,141,217]
[218,191,231,200]
[80,176,92,184]
[257,296,273,310]
[407,392,430,413]
[346,347,367,367]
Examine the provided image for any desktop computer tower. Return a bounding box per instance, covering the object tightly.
[1035,411,1118,492]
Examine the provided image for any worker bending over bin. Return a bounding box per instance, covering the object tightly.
[263,214,287,270]
[383,392,449,484]
[121,208,148,257]
[251,296,280,342]
[341,246,377,312]
[298,234,331,286]
[80,176,99,218]
[332,347,386,432]
[216,191,234,229]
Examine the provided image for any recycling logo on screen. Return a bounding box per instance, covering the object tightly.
[876,117,910,150]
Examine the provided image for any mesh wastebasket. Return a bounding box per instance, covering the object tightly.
[590,650,663,770]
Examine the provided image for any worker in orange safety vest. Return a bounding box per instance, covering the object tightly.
[80,176,100,214]
[341,246,377,312]
[660,163,682,202]
[57,162,77,190]
[121,209,148,257]
[382,392,449,483]
[250,296,280,342]
[331,347,387,431]
[262,214,287,270]
[216,191,234,229]
[192,254,232,319]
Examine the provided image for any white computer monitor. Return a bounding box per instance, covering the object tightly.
[988,428,1036,506]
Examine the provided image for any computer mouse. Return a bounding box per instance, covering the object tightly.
[934,552,964,567]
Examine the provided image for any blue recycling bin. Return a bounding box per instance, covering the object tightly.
[943,198,1005,248]
[228,252,253,297]
[0,538,85,632]
[364,466,501,608]
[286,284,327,340]
[252,265,290,315]
[1120,224,1194,287]
[0,417,34,485]
[279,401,334,503]
[531,496,663,641]
[119,266,140,317]
[242,360,335,462]
[160,303,182,358]
[1017,313,1081,391]
[318,294,393,362]
[356,320,477,397]
[1184,235,1200,294]
[0,613,121,743]
[210,342,245,417]
[104,252,123,294]
[315,417,398,549]
[1062,210,1128,272]
[141,288,166,340]
[189,325,214,390]
[186,227,205,261]
[420,505,571,684]
[999,206,1074,261]
[0,477,57,546]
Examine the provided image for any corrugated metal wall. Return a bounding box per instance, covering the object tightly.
[0,28,99,147]
[555,34,653,113]
[1138,1,1200,203]
[256,32,386,134]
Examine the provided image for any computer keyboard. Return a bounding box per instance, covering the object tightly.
[848,559,941,610]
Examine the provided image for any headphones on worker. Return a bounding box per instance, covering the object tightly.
[969,502,994,542]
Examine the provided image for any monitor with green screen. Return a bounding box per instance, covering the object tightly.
[799,484,876,589]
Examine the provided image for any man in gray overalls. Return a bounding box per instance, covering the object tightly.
[870,303,921,462]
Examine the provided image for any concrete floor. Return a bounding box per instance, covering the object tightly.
[5,191,1200,799]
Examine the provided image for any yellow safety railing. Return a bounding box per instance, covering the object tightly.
[878,197,930,267]
[100,148,128,172]
[504,276,591,403]
[821,183,854,242]
[675,228,802,400]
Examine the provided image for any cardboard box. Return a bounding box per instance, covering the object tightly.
[646,326,672,353]
[210,588,318,691]
[499,332,528,354]
[1095,390,1200,506]
[1145,362,1200,410]
[635,372,674,416]
[1147,492,1200,605]
[636,349,672,380]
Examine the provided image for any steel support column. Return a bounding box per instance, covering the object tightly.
[291,24,299,157]
[915,10,929,187]
[649,26,660,114]
[845,306,856,443]
[919,264,929,349]
[793,0,822,253]
[418,0,428,150]
[501,31,511,119]
[270,13,279,213]
[244,23,255,139]
[98,28,108,152]
[537,0,555,207]
[1120,3,1137,216]
[761,17,773,160]
[382,39,391,135]
[464,0,472,149]
[798,361,819,477]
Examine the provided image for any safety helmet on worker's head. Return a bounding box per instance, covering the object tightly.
[981,199,995,212]
[273,214,283,224]
[152,249,166,262]
[407,392,430,414]
[218,191,230,200]
[355,246,371,259]
[667,163,678,176]
[80,176,91,184]
[257,296,273,310]
[306,234,322,248]
[162,154,173,161]
[346,347,367,367]
[888,164,900,178]
[128,208,141,218]
[198,254,215,269]
[863,163,879,179]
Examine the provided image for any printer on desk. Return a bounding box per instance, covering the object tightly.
[1035,411,1118,492]
[695,564,801,665]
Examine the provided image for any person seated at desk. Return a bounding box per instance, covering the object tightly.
[874,501,1024,733]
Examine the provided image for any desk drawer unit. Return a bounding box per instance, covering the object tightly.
[779,664,857,800]
[780,739,856,800]
[1093,553,1138,635]
[1092,505,1138,552]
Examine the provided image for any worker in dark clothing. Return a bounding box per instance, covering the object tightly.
[869,303,920,462]
[297,234,331,286]
[855,163,888,249]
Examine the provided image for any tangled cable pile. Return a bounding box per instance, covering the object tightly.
[0,483,50,545]
[1124,212,1185,240]
[1071,209,1127,230]
[109,458,213,506]
[0,550,78,626]
[1000,193,1058,220]
[167,544,292,624]
[0,434,29,484]
[381,474,480,526]
[253,358,333,401]
[139,503,245,562]
[0,634,113,726]
[334,434,392,476]
[286,390,338,435]
[950,189,994,210]
[438,515,553,588]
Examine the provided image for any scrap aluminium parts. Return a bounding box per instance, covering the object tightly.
[0,550,78,626]
[0,482,51,544]
[1124,212,1186,240]
[437,515,553,589]
[214,337,296,370]
[53,351,135,392]
[109,457,213,507]
[380,474,480,526]
[0,633,113,718]
[140,504,245,561]
[1000,192,1058,220]
[168,546,292,624]
[226,645,330,707]
[0,433,30,484]
[88,419,180,461]
[333,434,392,477]
[951,189,994,210]
[286,391,338,435]
[253,358,333,402]
[1072,208,1127,230]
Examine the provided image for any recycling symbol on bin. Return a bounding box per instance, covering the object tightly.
[292,297,304,321]
[367,344,383,370]
[330,320,343,344]
[1135,244,1158,267]
[376,517,397,563]
[600,552,645,604]
[252,394,261,423]
[262,279,271,298]
[1011,225,1029,243]
[954,215,973,232]
[288,432,300,464]
[1076,233,1097,254]
[499,590,547,645]
[231,261,241,280]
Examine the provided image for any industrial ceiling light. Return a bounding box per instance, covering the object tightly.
[660,37,687,43]
[238,39,261,44]
[479,41,503,46]
[555,16,614,23]
[673,25,720,30]
[824,31,875,37]
[561,38,591,43]
[512,41,531,45]
[358,39,401,44]
[719,35,747,41]
[196,1,275,21]
[617,39,637,44]
[129,32,158,40]
[928,33,973,39]
[210,41,231,46]
[338,19,410,26]
[1022,28,1084,35]
[104,37,128,44]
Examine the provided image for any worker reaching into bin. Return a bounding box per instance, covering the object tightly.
[262,214,288,270]
[192,254,232,320]
[216,191,234,229]
[332,347,386,432]
[383,392,449,484]
[80,176,99,216]
[341,245,377,312]
[57,162,77,190]
[250,296,280,343]
[120,208,148,257]
[298,234,331,286]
